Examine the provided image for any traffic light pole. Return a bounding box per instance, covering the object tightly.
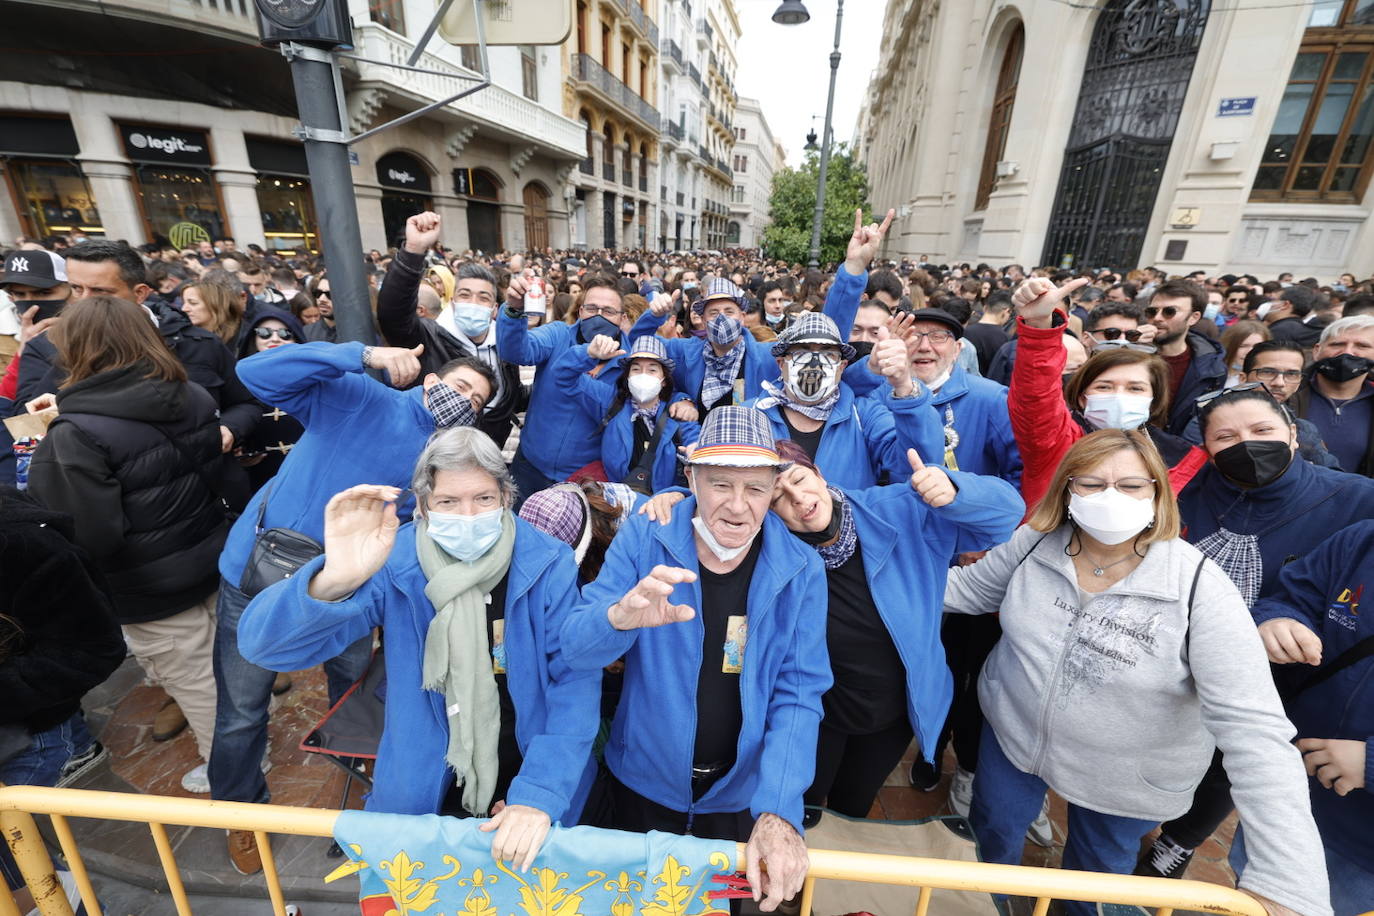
[281,42,376,347]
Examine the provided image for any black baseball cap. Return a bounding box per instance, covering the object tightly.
[1,249,67,289]
[908,307,965,340]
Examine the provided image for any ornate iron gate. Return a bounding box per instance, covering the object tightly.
[1041,0,1211,270]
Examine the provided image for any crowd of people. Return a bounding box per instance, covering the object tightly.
[1,207,1372,916]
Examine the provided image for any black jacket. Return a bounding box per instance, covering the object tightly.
[375,249,528,441]
[1268,315,1322,350]
[0,488,126,733]
[27,365,230,623]
[12,301,261,445]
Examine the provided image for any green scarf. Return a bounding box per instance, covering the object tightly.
[415,511,516,816]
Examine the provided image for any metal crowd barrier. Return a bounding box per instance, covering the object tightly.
[0,785,1267,916]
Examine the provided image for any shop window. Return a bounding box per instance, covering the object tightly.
[976,23,1024,211]
[135,166,225,247]
[369,0,406,34]
[2,159,104,239]
[521,46,539,100]
[256,176,318,253]
[1252,5,1374,201]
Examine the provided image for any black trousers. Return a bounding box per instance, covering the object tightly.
[1158,751,1234,849]
[586,767,755,842]
[934,614,1003,771]
[804,717,914,817]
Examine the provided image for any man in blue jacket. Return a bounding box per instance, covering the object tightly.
[561,407,829,912]
[211,340,495,875]
[238,429,599,877]
[1249,519,1374,916]
[498,272,629,498]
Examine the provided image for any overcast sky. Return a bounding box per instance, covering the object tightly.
[733,0,886,167]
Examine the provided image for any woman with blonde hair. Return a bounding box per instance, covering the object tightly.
[180,280,244,346]
[945,429,1329,916]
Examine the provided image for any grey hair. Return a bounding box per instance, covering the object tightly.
[1317,314,1374,347]
[199,267,246,297]
[412,427,516,508]
[456,261,499,291]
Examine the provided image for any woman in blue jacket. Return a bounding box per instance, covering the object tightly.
[768,440,1023,824]
[1248,519,1374,916]
[238,428,599,873]
[551,335,699,494]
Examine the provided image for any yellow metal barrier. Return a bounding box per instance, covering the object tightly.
[0,786,1266,916]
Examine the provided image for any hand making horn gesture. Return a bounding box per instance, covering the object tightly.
[907,449,956,508]
[1011,275,1091,329]
[844,207,896,275]
[607,565,698,630]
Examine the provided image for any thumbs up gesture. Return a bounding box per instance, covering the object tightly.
[871,326,915,398]
[908,448,955,507]
[364,343,426,388]
[1011,276,1091,329]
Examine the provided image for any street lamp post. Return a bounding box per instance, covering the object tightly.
[774,0,843,269]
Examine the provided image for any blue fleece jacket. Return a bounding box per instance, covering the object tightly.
[840,473,1024,760]
[219,342,433,583]
[745,384,943,489]
[551,345,701,493]
[238,520,599,821]
[560,505,831,833]
[496,312,626,480]
[1179,457,1374,599]
[1250,519,1374,866]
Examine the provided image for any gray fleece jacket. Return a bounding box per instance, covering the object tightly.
[944,524,1331,916]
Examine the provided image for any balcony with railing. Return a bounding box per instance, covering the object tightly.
[664,39,683,71]
[352,24,587,158]
[572,53,661,131]
[687,63,702,87]
[696,18,712,45]
[661,119,684,146]
[698,143,711,162]
[604,159,616,181]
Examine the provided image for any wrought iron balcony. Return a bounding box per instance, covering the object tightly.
[573,53,661,131]
[580,156,594,175]
[688,63,702,86]
[604,161,616,181]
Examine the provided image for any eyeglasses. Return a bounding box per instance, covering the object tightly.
[254,327,295,341]
[1144,305,1184,319]
[1195,380,1273,407]
[1068,476,1156,498]
[910,329,955,345]
[1250,367,1303,383]
[1092,327,1144,342]
[580,303,624,319]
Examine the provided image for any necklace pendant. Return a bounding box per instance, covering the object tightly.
[1093,567,1104,576]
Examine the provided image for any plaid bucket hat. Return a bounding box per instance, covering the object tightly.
[690,277,748,315]
[685,406,789,468]
[619,335,676,372]
[770,312,857,361]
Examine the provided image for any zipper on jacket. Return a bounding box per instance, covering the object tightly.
[1032,588,1084,774]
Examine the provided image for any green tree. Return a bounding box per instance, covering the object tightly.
[762,143,872,265]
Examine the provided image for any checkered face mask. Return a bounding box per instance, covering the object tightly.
[425,381,477,429]
[786,350,841,403]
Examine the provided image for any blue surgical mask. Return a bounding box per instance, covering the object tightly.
[579,314,620,343]
[765,311,785,326]
[453,303,492,338]
[426,507,504,562]
[707,313,743,347]
[1203,302,1221,321]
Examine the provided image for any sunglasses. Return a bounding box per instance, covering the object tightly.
[620,271,638,278]
[1093,327,1144,342]
[254,327,295,341]
[1195,380,1273,407]
[1144,305,1184,319]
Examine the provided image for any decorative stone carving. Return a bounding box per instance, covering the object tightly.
[445,123,479,159]
[347,88,386,136]
[510,145,538,175]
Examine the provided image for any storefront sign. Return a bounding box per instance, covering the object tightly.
[1217,97,1256,117]
[375,152,432,192]
[168,221,212,248]
[120,125,213,165]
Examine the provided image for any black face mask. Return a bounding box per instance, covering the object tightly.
[10,298,65,321]
[794,496,842,545]
[1312,353,1373,384]
[849,340,874,361]
[1212,439,1293,488]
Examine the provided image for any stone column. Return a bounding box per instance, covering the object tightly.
[500,201,527,252]
[353,184,388,252]
[68,111,144,242]
[435,195,471,253]
[209,126,265,248]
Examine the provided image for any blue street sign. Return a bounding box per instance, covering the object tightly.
[1218,97,1256,117]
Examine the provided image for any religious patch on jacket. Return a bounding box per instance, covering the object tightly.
[490,618,506,674]
[329,810,739,916]
[723,615,748,674]
[942,405,960,471]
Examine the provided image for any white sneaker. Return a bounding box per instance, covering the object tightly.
[181,763,210,794]
[947,766,974,818]
[1026,796,1055,847]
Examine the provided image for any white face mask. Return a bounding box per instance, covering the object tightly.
[1083,393,1152,431]
[1256,302,1274,321]
[785,350,841,403]
[1068,489,1155,546]
[927,367,952,392]
[691,513,757,562]
[627,374,663,404]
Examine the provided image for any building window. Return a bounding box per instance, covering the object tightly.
[2,160,104,239]
[1251,33,1374,201]
[732,154,747,173]
[737,127,746,141]
[1307,0,1374,27]
[732,184,745,203]
[521,46,539,100]
[460,45,482,71]
[975,23,1023,211]
[369,0,405,33]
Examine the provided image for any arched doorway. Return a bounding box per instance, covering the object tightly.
[376,151,432,248]
[461,167,503,253]
[1041,1,1211,269]
[523,182,550,251]
[975,23,1023,212]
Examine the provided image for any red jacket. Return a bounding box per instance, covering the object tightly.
[1008,313,1207,517]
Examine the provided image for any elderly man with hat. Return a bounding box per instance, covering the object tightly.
[746,312,942,489]
[551,334,700,494]
[562,406,829,912]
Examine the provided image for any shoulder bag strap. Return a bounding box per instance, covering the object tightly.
[1287,634,1374,699]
